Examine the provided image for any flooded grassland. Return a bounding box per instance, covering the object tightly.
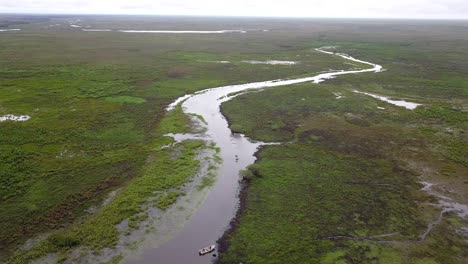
[1,16,467,264]
[218,40,468,263]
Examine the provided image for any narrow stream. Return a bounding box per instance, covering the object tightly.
[124,47,383,264]
[420,182,468,241]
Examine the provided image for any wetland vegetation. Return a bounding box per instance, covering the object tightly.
[0,15,354,262]
[0,15,467,263]
[218,29,468,263]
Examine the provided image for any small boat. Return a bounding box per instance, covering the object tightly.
[198,245,216,256]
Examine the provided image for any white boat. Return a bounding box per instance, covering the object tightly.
[198,245,216,256]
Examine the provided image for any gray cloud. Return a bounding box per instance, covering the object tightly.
[0,0,466,19]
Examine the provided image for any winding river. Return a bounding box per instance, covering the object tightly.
[125,47,383,264]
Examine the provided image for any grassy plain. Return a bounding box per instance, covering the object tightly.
[0,15,467,263]
[0,15,355,261]
[218,26,468,263]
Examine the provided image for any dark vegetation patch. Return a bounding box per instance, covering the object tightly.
[105,96,147,104]
[10,139,205,263]
[220,144,442,263]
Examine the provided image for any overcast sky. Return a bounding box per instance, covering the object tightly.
[0,0,467,19]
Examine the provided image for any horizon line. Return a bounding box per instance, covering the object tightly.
[1,12,467,21]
